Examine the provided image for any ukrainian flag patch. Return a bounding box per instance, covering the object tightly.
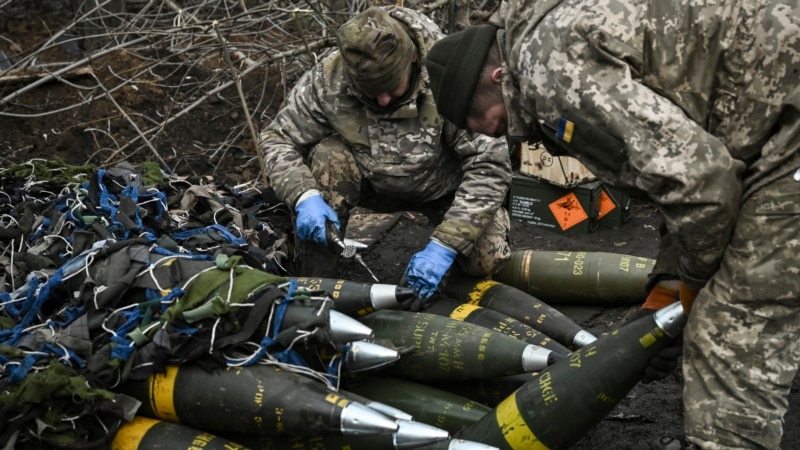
[556,118,574,143]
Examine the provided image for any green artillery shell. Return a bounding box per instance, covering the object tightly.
[420,439,503,450]
[423,296,571,357]
[299,339,401,375]
[119,363,398,437]
[225,418,450,450]
[492,250,655,305]
[281,303,375,343]
[428,373,538,408]
[341,389,415,421]
[442,277,597,350]
[111,416,250,450]
[359,310,559,382]
[293,277,415,317]
[455,302,686,449]
[346,376,491,433]
[227,433,500,450]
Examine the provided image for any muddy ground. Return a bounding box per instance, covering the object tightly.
[1,4,798,449]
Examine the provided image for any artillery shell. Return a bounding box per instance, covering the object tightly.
[359,310,560,382]
[428,373,538,408]
[422,296,571,357]
[341,389,415,421]
[455,302,686,449]
[346,375,491,433]
[418,439,502,450]
[492,250,654,305]
[293,277,415,317]
[119,363,398,437]
[422,439,502,450]
[226,418,450,450]
[111,416,250,449]
[280,303,375,343]
[442,277,597,349]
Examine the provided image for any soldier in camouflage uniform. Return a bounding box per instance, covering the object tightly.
[260,6,512,302]
[424,0,800,449]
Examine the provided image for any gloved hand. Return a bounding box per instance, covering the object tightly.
[294,190,340,247]
[401,239,457,309]
[640,282,680,310]
[640,280,700,316]
[643,340,683,383]
[678,283,699,316]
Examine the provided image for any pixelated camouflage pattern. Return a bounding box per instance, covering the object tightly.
[683,171,800,449]
[496,0,800,288]
[492,0,800,446]
[261,6,512,257]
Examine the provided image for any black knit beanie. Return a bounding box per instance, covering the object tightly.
[424,25,499,128]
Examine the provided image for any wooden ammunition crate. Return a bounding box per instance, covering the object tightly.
[519,141,596,188]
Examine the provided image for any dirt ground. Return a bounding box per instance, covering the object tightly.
[1,4,798,449]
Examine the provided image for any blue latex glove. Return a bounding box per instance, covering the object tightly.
[295,190,340,246]
[403,239,457,303]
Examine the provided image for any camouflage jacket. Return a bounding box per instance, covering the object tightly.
[492,0,800,288]
[261,6,512,255]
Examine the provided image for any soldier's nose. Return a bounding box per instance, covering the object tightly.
[376,93,393,107]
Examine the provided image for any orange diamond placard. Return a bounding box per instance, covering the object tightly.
[597,189,618,220]
[548,192,588,230]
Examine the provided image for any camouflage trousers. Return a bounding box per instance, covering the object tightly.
[309,135,510,277]
[684,170,800,449]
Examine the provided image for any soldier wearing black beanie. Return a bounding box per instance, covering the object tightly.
[423,2,800,449]
[424,25,498,129]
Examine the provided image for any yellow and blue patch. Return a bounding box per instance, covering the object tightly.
[555,118,574,143]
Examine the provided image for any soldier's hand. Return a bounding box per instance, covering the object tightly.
[402,240,457,303]
[295,190,340,246]
[642,339,683,383]
[640,279,699,316]
[678,283,699,316]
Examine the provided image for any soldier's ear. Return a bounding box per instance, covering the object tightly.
[491,67,502,84]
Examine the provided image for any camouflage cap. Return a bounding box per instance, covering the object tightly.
[337,7,416,96]
[425,25,498,128]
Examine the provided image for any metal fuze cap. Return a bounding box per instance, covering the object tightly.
[424,24,498,128]
[337,7,416,96]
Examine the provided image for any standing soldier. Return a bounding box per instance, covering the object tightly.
[261,6,512,304]
[424,0,800,448]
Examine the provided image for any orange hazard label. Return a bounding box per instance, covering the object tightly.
[548,192,588,230]
[597,189,617,219]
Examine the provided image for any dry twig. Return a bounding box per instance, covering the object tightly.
[0,1,498,179]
